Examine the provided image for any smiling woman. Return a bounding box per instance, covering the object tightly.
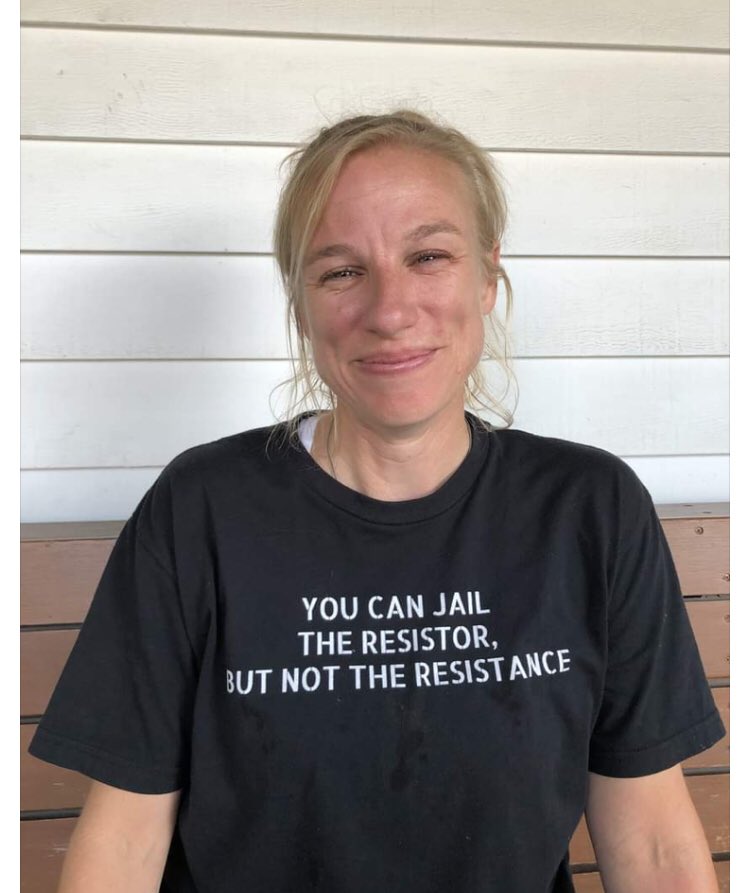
[28,110,724,893]
[272,111,515,500]
[299,145,498,497]
[273,110,515,431]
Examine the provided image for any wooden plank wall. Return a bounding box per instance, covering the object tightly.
[20,505,730,891]
[19,0,729,522]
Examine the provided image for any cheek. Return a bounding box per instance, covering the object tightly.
[304,295,358,341]
[304,302,364,377]
[438,279,487,331]
[457,315,486,367]
[443,294,487,369]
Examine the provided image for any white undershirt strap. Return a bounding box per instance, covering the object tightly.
[297,415,320,453]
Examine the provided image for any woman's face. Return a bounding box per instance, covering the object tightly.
[301,144,498,434]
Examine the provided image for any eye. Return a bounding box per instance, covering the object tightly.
[319,267,361,284]
[412,251,451,265]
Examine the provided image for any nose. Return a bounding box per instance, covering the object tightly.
[363,264,418,337]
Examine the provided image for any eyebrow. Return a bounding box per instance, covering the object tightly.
[304,220,464,267]
[304,243,357,266]
[405,220,463,242]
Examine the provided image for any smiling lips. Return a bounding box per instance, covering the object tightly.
[356,349,438,374]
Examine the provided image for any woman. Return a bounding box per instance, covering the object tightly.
[30,110,724,892]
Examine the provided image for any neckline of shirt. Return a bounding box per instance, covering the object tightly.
[285,411,491,525]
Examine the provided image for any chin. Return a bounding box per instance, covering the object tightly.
[355,393,465,432]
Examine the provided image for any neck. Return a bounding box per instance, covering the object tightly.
[310,407,472,501]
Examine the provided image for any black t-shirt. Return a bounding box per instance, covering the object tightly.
[29,414,725,892]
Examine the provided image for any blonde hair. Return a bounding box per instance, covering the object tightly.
[271,109,517,428]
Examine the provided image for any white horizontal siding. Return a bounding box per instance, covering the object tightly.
[20,0,730,50]
[623,456,730,505]
[19,456,730,524]
[510,358,727,455]
[19,3,730,520]
[22,467,163,523]
[506,258,728,356]
[21,142,729,255]
[21,255,729,359]
[21,358,728,469]
[21,255,289,360]
[21,28,729,153]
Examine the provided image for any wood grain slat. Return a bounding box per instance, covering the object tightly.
[21,539,115,625]
[570,773,729,864]
[572,861,729,892]
[662,517,730,596]
[571,872,604,893]
[19,602,728,719]
[20,817,77,893]
[18,818,729,893]
[686,600,730,680]
[21,504,729,625]
[21,685,728,813]
[20,685,729,819]
[21,520,125,542]
[656,503,729,521]
[572,873,604,893]
[21,629,78,717]
[715,860,730,891]
[21,725,92,812]
[19,583,728,719]
[684,686,729,770]
[20,511,729,888]
[683,774,730,852]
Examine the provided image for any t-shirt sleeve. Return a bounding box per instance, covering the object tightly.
[27,479,199,794]
[588,476,726,777]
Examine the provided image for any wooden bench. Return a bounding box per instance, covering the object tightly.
[20,506,730,891]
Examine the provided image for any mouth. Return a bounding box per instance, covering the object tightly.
[356,349,438,374]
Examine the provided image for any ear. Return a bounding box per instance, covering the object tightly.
[480,242,501,314]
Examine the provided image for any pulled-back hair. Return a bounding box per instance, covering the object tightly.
[272,109,516,427]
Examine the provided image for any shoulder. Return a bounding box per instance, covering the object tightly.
[159,421,295,486]
[130,421,299,541]
[491,426,641,488]
[483,425,653,545]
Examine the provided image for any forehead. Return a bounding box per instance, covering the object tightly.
[319,145,475,229]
